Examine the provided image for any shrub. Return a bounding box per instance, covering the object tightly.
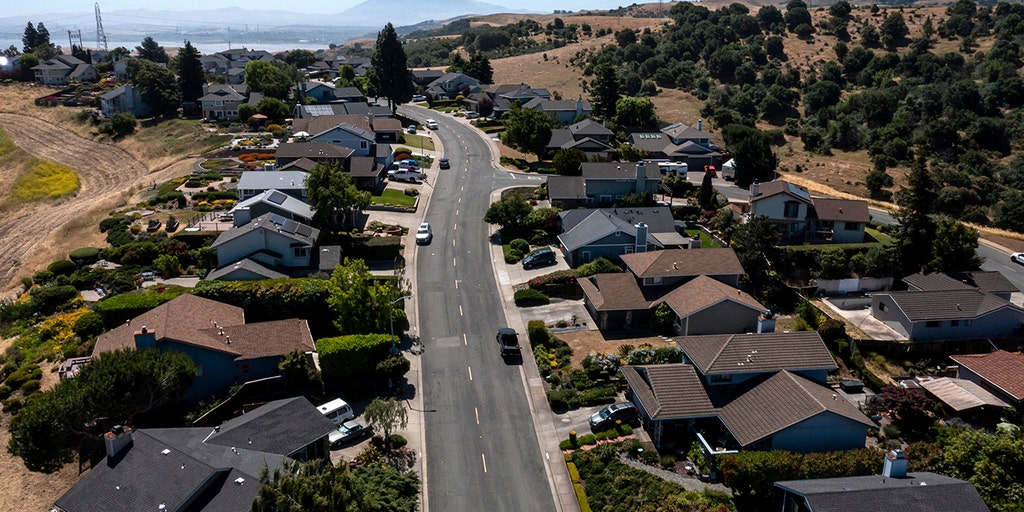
[560,439,576,450]
[387,434,408,449]
[528,320,551,348]
[193,278,333,328]
[503,245,523,263]
[72,311,105,339]
[510,238,530,253]
[514,288,550,306]
[344,236,402,260]
[578,434,597,446]
[32,270,54,285]
[527,269,576,289]
[0,385,11,400]
[547,388,580,409]
[316,334,393,383]
[5,364,42,390]
[579,385,616,406]
[574,257,621,278]
[47,259,77,276]
[68,247,100,265]
[29,285,79,315]
[2,398,23,414]
[94,291,178,328]
[99,216,124,233]
[660,454,676,468]
[20,379,40,394]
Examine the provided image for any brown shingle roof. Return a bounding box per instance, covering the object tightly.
[621,248,745,279]
[620,364,717,420]
[901,270,1017,295]
[580,273,649,311]
[371,117,402,131]
[95,294,244,355]
[810,198,870,223]
[719,371,874,446]
[879,289,1015,321]
[656,275,766,317]
[678,331,836,376]
[751,180,812,203]
[950,350,1024,402]
[211,318,315,361]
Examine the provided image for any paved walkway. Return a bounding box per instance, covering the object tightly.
[618,456,731,494]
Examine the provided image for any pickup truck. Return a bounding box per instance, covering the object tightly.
[496,327,520,356]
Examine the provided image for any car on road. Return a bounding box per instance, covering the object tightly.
[412,95,427,102]
[329,418,371,447]
[439,157,450,169]
[496,327,520,357]
[1013,253,1024,265]
[589,402,638,431]
[425,119,439,130]
[416,222,433,244]
[522,248,556,269]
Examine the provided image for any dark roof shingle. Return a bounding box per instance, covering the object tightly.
[620,364,718,420]
[678,331,836,376]
[621,248,745,279]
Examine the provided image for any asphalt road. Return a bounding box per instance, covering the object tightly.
[400,105,556,512]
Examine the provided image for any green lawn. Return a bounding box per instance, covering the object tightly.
[686,229,723,248]
[371,188,417,207]
[399,133,435,152]
[200,158,239,170]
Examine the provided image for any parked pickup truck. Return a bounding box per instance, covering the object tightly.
[496,327,520,356]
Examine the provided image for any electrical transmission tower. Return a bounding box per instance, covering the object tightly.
[95,3,108,51]
[68,29,83,52]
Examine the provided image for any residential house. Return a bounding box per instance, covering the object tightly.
[557,207,689,266]
[775,459,989,512]
[412,69,446,87]
[904,269,1019,301]
[749,180,870,243]
[546,118,615,159]
[293,102,392,119]
[272,141,385,191]
[199,84,260,121]
[210,212,319,270]
[465,83,551,115]
[621,247,747,288]
[521,97,591,125]
[296,115,376,157]
[655,276,770,336]
[426,72,482,100]
[111,57,130,80]
[622,331,872,452]
[230,189,314,227]
[91,294,317,399]
[950,350,1024,407]
[870,287,1024,341]
[308,55,371,79]
[200,48,276,83]
[99,84,151,118]
[236,170,310,201]
[32,55,97,85]
[296,80,337,103]
[627,121,722,168]
[911,375,1009,421]
[547,162,661,209]
[334,86,366,103]
[54,397,335,512]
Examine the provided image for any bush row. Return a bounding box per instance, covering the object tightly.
[316,334,392,384]
[514,288,550,306]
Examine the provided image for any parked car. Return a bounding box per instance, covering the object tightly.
[1012,252,1024,265]
[465,111,480,119]
[412,95,427,102]
[425,119,439,130]
[439,157,450,169]
[397,159,420,169]
[589,402,638,431]
[496,327,520,356]
[329,418,371,447]
[407,124,417,134]
[416,222,433,244]
[522,248,556,269]
[389,169,422,182]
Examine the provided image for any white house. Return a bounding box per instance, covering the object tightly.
[210,213,319,270]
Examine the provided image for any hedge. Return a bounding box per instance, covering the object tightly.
[514,288,550,307]
[527,269,576,289]
[47,259,77,275]
[29,285,80,316]
[68,247,101,265]
[528,320,551,349]
[94,291,180,328]
[344,236,402,260]
[547,388,580,409]
[579,385,616,406]
[171,231,219,249]
[317,334,392,384]
[193,278,333,330]
[720,448,883,500]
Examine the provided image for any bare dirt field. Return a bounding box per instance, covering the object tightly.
[554,330,673,368]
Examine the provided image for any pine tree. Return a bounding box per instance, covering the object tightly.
[21,22,38,53]
[371,23,415,114]
[136,36,169,63]
[176,41,205,103]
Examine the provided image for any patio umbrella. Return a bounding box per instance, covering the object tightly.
[293,131,310,137]
[250,114,268,120]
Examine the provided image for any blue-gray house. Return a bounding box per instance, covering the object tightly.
[547,162,662,209]
[92,294,316,401]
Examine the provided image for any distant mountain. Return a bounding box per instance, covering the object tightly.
[338,0,512,27]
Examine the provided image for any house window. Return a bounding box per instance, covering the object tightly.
[879,302,887,312]
[964,319,973,326]
[845,222,861,231]
[783,201,800,218]
[925,321,941,328]
[360,141,368,149]
[624,246,634,254]
[710,374,732,383]
[294,247,308,258]
[195,363,204,378]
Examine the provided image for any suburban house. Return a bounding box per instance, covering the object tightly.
[296,80,338,103]
[334,86,367,103]
[200,48,276,82]
[911,375,1009,421]
[236,170,310,201]
[621,247,747,288]
[547,162,662,209]
[272,142,386,192]
[949,350,1024,407]
[230,189,314,227]
[465,83,551,115]
[199,84,262,121]
[627,121,721,168]
[54,397,335,512]
[307,55,371,79]
[294,114,377,157]
[546,118,616,159]
[32,55,97,85]
[870,271,1024,340]
[521,97,592,125]
[293,102,392,119]
[749,180,870,243]
[622,331,873,453]
[425,71,482,100]
[210,213,320,274]
[99,84,151,118]
[412,69,446,88]
[91,294,317,400]
[557,207,690,266]
[655,276,771,336]
[775,453,990,512]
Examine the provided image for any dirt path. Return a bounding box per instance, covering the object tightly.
[0,113,184,298]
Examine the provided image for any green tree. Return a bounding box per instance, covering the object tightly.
[617,143,646,162]
[244,60,293,100]
[278,350,320,391]
[483,194,534,232]
[133,60,180,116]
[501,104,555,158]
[613,96,658,129]
[17,53,39,80]
[894,156,937,275]
[589,63,620,119]
[651,302,675,335]
[252,459,419,512]
[255,97,291,123]
[282,49,317,69]
[364,397,408,448]
[880,12,910,50]
[371,23,415,114]
[785,0,812,32]
[699,169,715,210]
[21,22,39,54]
[553,148,586,175]
[136,36,169,63]
[815,247,849,279]
[326,258,406,335]
[722,124,778,188]
[930,216,982,271]
[153,254,181,277]
[305,162,370,232]
[7,349,195,472]
[175,41,205,103]
[731,215,781,293]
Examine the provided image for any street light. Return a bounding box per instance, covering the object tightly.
[389,295,412,355]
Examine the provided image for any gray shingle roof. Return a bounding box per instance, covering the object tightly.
[774,472,990,512]
[547,129,574,149]
[559,207,676,234]
[232,188,314,221]
[678,331,837,376]
[569,118,613,137]
[211,212,319,249]
[204,258,290,281]
[546,175,586,200]
[620,364,718,420]
[719,371,874,446]
[581,162,661,180]
[905,270,1018,295]
[557,210,662,252]
[621,248,745,279]
[629,132,672,153]
[879,288,1017,321]
[208,396,334,456]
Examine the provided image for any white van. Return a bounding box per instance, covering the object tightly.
[721,158,736,181]
[657,162,689,176]
[317,398,354,425]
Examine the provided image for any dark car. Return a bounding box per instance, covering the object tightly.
[589,402,638,431]
[522,248,556,269]
[439,157,450,169]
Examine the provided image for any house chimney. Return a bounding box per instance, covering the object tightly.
[697,119,703,132]
[104,425,133,462]
[635,164,647,194]
[634,222,649,253]
[751,180,760,198]
[882,449,908,478]
[757,312,776,333]
[134,328,156,350]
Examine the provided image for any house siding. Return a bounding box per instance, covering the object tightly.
[309,127,372,156]
[565,231,653,266]
[215,229,313,269]
[677,300,761,336]
[870,295,913,339]
[872,295,1024,340]
[159,341,240,402]
[759,412,868,453]
[586,178,660,202]
[829,221,865,243]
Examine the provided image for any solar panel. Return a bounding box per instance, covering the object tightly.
[280,219,299,234]
[296,224,314,237]
[305,104,334,117]
[267,190,287,205]
[268,213,288,226]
